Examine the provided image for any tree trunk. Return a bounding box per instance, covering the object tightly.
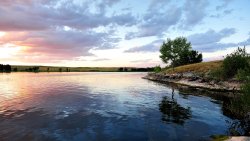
[172,59,175,72]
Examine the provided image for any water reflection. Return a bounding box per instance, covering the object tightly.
[222,99,250,136]
[159,95,191,125]
[0,72,247,140]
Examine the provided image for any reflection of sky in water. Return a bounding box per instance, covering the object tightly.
[0,72,234,141]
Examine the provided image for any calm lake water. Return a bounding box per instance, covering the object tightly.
[0,72,238,141]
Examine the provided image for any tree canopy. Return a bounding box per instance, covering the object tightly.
[0,64,11,72]
[159,37,202,69]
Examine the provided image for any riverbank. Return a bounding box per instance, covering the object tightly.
[143,60,243,92]
[143,72,241,92]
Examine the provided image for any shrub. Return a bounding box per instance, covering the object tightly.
[237,69,250,81]
[222,47,249,79]
[153,65,161,73]
[208,68,224,81]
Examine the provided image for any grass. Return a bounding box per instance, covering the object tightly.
[210,135,230,141]
[163,60,223,74]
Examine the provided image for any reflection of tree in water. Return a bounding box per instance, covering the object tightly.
[227,118,250,136]
[222,99,250,136]
[159,96,191,125]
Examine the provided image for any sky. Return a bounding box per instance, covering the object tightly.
[0,0,249,67]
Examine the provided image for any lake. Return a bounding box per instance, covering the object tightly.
[0,72,239,141]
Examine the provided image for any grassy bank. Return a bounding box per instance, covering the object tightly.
[163,60,223,75]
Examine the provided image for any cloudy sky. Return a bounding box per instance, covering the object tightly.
[0,0,249,67]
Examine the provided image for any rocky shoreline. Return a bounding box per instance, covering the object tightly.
[143,72,241,92]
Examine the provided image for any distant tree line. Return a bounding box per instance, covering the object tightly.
[25,67,39,72]
[118,67,154,72]
[131,67,154,72]
[0,64,11,72]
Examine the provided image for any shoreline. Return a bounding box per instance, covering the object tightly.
[143,72,241,93]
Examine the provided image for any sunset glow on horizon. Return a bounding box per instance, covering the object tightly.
[0,0,249,67]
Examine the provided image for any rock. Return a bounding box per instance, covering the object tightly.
[182,72,195,78]
[188,76,199,81]
[209,80,216,85]
[226,137,250,141]
[198,78,206,83]
[143,72,241,92]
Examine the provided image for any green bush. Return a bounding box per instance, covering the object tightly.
[237,69,250,81]
[240,83,250,115]
[208,68,224,81]
[229,83,250,117]
[222,47,249,79]
[153,65,161,73]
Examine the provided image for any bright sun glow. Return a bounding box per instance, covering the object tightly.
[0,32,5,37]
[0,44,22,58]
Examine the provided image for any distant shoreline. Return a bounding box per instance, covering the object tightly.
[8,65,154,72]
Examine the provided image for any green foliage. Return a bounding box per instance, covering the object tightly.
[208,68,224,81]
[222,47,249,79]
[177,50,203,66]
[210,135,229,141]
[240,78,250,114]
[153,65,161,73]
[208,47,250,80]
[118,67,123,71]
[160,37,191,67]
[118,67,127,72]
[227,83,250,118]
[189,50,203,64]
[13,68,18,72]
[224,47,250,118]
[159,37,202,69]
[237,69,250,81]
[25,67,39,72]
[0,64,12,72]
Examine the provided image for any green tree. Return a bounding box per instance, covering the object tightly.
[160,37,201,70]
[0,64,3,72]
[188,50,203,64]
[4,64,11,72]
